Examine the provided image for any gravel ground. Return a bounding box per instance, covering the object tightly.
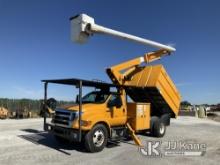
[207,112,220,122]
[0,117,219,165]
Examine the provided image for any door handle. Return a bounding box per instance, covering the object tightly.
[106,108,113,112]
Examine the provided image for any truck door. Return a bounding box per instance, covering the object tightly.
[107,94,126,125]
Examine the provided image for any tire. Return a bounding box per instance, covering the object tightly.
[151,117,166,137]
[84,124,108,153]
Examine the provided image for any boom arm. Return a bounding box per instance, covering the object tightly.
[106,49,170,85]
[70,14,176,52]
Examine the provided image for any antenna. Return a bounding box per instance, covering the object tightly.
[70,14,176,52]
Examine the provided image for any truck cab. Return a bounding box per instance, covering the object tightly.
[42,79,138,152]
[52,89,127,132]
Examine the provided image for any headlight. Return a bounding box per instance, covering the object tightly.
[70,111,84,121]
[70,112,76,121]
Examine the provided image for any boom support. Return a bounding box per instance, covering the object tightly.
[106,49,170,85]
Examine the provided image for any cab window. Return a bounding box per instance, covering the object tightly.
[82,91,109,103]
[107,94,122,108]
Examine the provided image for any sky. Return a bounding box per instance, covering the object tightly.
[0,0,220,104]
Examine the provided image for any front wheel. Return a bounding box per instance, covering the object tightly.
[84,124,108,153]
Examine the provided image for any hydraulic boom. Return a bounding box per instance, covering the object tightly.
[106,49,170,85]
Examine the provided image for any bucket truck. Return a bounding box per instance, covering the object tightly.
[42,14,181,152]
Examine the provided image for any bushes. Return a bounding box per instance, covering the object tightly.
[0,98,74,118]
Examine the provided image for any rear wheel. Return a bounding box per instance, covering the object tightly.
[84,124,108,153]
[151,117,166,137]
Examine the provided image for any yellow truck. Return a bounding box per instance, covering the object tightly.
[42,14,181,152]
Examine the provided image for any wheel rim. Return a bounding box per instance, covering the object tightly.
[159,124,165,134]
[93,129,105,147]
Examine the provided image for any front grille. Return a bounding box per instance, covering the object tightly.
[53,109,76,127]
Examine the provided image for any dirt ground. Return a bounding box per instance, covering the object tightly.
[0,116,219,165]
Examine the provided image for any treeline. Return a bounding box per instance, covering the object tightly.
[0,98,74,113]
[181,101,220,107]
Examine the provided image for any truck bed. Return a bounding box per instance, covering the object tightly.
[124,64,181,117]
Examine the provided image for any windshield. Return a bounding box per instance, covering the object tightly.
[81,91,109,103]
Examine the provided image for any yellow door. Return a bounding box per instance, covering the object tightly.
[106,94,126,126]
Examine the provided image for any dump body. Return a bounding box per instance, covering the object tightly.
[124,64,181,117]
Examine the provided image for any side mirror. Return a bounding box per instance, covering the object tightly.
[116,99,122,108]
[107,97,122,108]
[41,98,57,116]
[107,101,113,108]
[46,98,57,110]
[116,102,122,108]
[75,95,79,103]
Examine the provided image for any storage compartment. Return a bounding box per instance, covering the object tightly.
[125,64,181,117]
[127,103,150,131]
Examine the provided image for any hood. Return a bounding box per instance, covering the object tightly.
[58,103,104,112]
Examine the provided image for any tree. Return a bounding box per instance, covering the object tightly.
[181,101,191,106]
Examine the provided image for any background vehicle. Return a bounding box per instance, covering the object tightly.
[42,14,181,152]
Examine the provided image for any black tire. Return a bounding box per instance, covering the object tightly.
[151,117,166,137]
[84,124,108,153]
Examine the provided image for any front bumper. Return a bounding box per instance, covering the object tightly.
[45,123,81,142]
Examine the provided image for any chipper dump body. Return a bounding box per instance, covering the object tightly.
[124,64,181,117]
